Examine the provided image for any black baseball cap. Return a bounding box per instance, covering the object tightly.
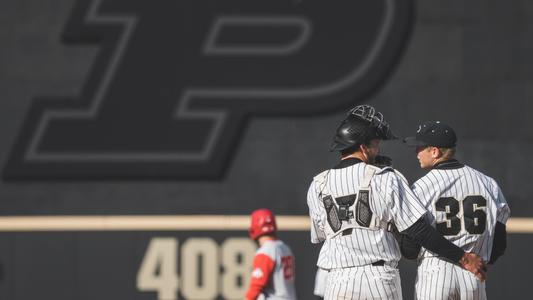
[404,121,457,148]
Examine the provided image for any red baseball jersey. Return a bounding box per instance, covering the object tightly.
[246,239,297,300]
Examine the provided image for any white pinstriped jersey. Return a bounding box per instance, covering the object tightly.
[411,161,511,261]
[307,158,427,269]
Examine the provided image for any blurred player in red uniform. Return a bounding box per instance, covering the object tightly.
[246,209,297,300]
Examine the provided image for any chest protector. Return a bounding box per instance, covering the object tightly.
[314,165,388,239]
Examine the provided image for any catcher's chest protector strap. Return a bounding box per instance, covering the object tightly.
[314,165,382,239]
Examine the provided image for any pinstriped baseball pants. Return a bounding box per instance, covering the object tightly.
[324,265,402,300]
[415,257,486,300]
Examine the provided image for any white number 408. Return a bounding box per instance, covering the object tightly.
[136,237,256,300]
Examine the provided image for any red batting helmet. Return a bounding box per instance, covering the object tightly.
[249,209,277,240]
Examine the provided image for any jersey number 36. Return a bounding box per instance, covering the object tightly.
[435,195,487,235]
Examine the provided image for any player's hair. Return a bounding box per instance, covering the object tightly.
[340,140,374,156]
[340,144,360,156]
[439,147,456,159]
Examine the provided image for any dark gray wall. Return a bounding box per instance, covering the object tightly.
[0,0,532,299]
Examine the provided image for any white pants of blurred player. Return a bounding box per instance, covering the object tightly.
[415,257,486,300]
[324,264,402,300]
[314,268,328,298]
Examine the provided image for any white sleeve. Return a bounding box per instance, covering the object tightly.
[307,180,326,243]
[382,171,427,232]
[494,184,511,224]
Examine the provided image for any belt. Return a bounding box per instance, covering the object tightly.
[371,260,385,266]
[340,222,395,237]
[327,260,395,272]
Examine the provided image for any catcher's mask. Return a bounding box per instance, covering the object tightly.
[330,105,397,152]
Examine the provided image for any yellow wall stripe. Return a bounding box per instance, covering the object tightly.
[505,217,533,234]
[0,215,528,233]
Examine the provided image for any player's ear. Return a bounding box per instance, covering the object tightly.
[430,147,441,159]
[359,144,369,161]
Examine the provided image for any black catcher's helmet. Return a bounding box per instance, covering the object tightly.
[330,105,396,152]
